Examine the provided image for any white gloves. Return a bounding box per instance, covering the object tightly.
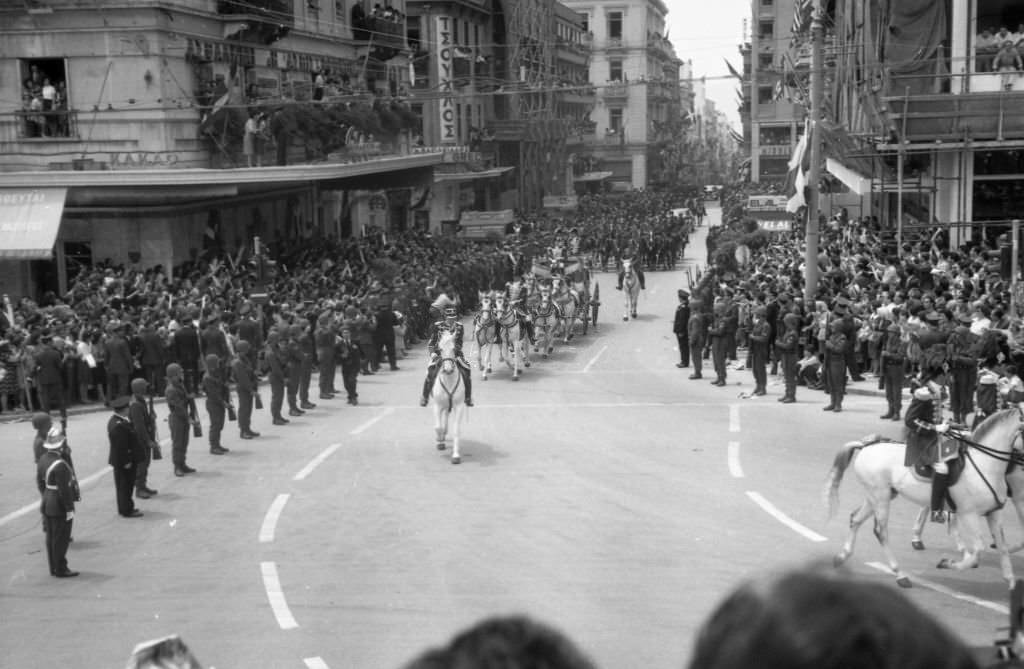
[934,422,950,434]
[66,511,75,521]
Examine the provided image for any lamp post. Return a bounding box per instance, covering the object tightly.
[803,0,823,303]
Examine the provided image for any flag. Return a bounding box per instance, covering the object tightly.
[784,120,811,213]
[792,0,813,35]
[724,59,743,80]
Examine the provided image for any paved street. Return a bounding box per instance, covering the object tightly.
[0,206,1014,668]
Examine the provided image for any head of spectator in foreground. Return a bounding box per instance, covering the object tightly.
[402,614,598,669]
[687,564,979,669]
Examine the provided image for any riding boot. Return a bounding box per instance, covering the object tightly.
[462,368,473,407]
[526,320,536,345]
[420,369,437,407]
[616,271,623,290]
[638,269,646,290]
[930,473,950,522]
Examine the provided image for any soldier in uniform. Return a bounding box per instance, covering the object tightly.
[108,395,144,518]
[32,411,53,463]
[747,305,770,396]
[315,313,337,400]
[823,321,849,412]
[37,426,78,577]
[776,312,801,404]
[687,299,706,380]
[172,309,202,394]
[165,363,196,477]
[419,303,474,407]
[707,301,729,386]
[673,290,691,369]
[201,353,230,455]
[297,321,318,409]
[232,340,260,439]
[946,313,978,424]
[904,358,956,523]
[129,378,159,499]
[973,361,1000,429]
[236,302,263,366]
[879,323,907,421]
[337,323,363,405]
[264,330,289,425]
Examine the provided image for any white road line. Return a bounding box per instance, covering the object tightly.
[728,404,740,432]
[350,407,394,435]
[727,441,744,478]
[259,493,290,543]
[746,491,827,542]
[865,562,1009,614]
[260,561,299,630]
[304,658,330,669]
[583,345,608,373]
[294,443,344,481]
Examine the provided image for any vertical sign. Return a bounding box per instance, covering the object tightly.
[435,16,456,143]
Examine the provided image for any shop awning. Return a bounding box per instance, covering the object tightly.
[434,167,514,183]
[0,188,66,259]
[573,171,614,182]
[826,158,872,196]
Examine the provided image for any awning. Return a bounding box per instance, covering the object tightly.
[825,158,871,196]
[434,166,514,183]
[573,170,614,182]
[0,188,67,259]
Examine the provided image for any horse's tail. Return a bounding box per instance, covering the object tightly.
[824,439,867,520]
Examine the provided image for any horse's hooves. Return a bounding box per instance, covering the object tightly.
[896,576,912,588]
[451,456,461,465]
[622,316,628,321]
[911,540,925,551]
[936,558,951,569]
[436,442,446,450]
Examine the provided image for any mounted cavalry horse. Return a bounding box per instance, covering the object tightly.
[472,291,499,380]
[621,258,641,321]
[494,292,530,380]
[824,408,1024,588]
[429,330,467,464]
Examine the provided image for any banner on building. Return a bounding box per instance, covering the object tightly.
[435,16,457,143]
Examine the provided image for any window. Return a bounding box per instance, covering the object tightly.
[973,0,1024,76]
[19,57,72,139]
[609,108,623,133]
[453,19,459,44]
[407,15,421,52]
[759,21,773,40]
[581,12,589,33]
[759,54,773,70]
[607,11,622,39]
[761,0,773,5]
[609,59,623,81]
[757,85,774,104]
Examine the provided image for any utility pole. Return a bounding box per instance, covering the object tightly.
[803,0,823,303]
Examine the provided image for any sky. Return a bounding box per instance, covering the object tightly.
[665,0,751,130]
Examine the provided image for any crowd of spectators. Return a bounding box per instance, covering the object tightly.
[20,64,69,139]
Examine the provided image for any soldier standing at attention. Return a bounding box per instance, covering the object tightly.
[297,321,317,410]
[946,313,978,424]
[232,341,260,439]
[108,395,144,518]
[31,412,53,463]
[37,426,78,577]
[776,313,801,404]
[673,290,690,369]
[707,301,728,386]
[285,325,306,417]
[165,363,195,477]
[129,378,159,499]
[337,324,363,405]
[879,322,907,421]
[264,330,289,425]
[687,299,706,380]
[202,354,231,455]
[823,321,849,412]
[747,305,770,396]
[315,313,337,400]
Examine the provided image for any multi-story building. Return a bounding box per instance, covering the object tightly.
[562,0,682,190]
[0,0,442,298]
[748,0,804,184]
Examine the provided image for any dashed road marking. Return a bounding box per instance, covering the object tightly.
[728,441,744,478]
[294,443,344,481]
[350,407,394,435]
[746,491,827,542]
[304,657,330,669]
[865,562,1009,614]
[583,345,607,373]
[260,561,299,630]
[259,493,290,543]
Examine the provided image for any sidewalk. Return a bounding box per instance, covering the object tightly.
[719,354,907,401]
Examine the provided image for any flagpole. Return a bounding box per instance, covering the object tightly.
[803,0,823,303]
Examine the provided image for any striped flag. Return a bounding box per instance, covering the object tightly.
[791,0,813,35]
[784,119,812,213]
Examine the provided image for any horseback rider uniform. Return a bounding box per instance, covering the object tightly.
[420,305,473,407]
[508,282,537,345]
[904,371,956,523]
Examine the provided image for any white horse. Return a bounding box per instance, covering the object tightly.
[532,287,559,357]
[430,330,467,464]
[550,275,579,343]
[622,258,640,321]
[472,291,499,380]
[824,409,1023,588]
[494,293,529,380]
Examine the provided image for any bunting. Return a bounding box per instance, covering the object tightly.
[724,59,743,80]
[792,0,813,35]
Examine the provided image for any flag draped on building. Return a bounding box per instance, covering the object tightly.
[784,119,812,213]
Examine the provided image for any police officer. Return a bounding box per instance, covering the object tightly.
[129,378,159,499]
[108,395,144,518]
[419,303,473,407]
[37,426,79,577]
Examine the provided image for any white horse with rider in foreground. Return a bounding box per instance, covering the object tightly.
[428,329,468,464]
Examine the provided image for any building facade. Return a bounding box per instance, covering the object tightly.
[561,0,682,190]
[0,0,441,299]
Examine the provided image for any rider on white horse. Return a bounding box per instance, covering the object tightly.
[419,302,474,407]
[615,246,646,291]
[904,361,955,523]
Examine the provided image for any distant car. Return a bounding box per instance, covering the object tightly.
[704,185,721,200]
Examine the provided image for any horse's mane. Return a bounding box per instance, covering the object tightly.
[972,408,1021,441]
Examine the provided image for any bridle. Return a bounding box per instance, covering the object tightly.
[945,407,1024,513]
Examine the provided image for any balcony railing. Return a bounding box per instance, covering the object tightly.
[603,81,629,99]
[2,109,79,142]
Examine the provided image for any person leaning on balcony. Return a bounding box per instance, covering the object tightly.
[244,111,259,167]
[994,39,1023,90]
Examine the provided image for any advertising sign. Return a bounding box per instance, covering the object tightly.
[747,195,788,211]
[435,16,457,143]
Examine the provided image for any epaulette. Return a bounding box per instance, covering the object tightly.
[979,370,999,385]
[912,386,935,400]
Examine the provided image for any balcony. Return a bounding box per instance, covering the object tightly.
[602,36,626,51]
[603,81,629,100]
[352,15,406,60]
[880,70,1024,144]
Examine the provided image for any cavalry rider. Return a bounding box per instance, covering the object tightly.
[419,300,474,407]
[904,355,957,523]
[615,241,646,291]
[508,278,538,346]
